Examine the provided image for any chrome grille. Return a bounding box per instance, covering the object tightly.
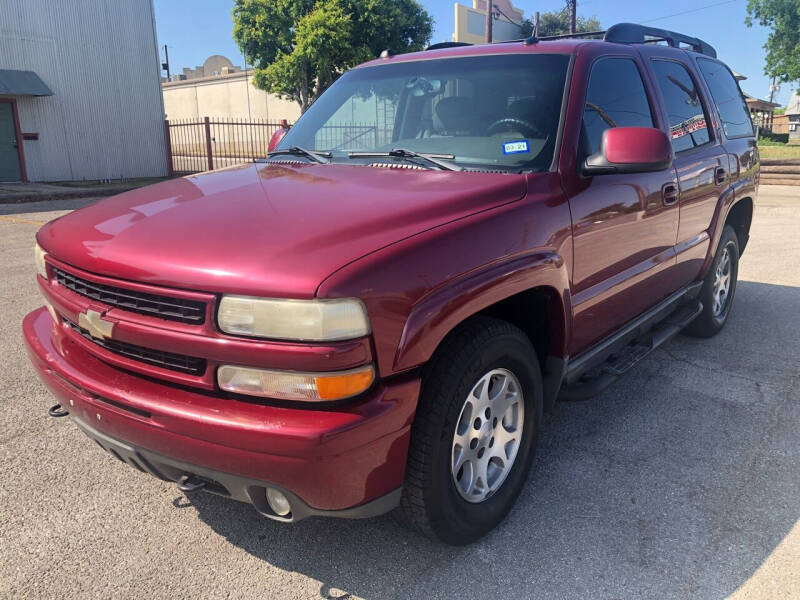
[65,320,206,376]
[53,267,206,325]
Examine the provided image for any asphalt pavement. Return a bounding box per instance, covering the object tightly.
[1,187,798,599]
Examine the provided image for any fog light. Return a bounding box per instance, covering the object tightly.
[266,488,291,516]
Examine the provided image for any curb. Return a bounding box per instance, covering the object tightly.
[0,185,139,205]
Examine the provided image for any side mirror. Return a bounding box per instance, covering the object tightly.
[268,123,290,153]
[583,126,673,175]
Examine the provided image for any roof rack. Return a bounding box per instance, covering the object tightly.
[603,23,716,58]
[425,41,473,51]
[419,23,716,59]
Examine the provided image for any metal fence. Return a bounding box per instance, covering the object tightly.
[165,117,289,175]
[165,118,395,175]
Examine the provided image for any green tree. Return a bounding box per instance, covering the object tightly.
[520,10,601,38]
[746,0,800,85]
[233,0,433,113]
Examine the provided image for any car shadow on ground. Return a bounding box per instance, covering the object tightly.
[182,280,799,599]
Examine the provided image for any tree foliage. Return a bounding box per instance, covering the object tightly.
[745,0,800,85]
[520,10,601,38]
[232,0,433,113]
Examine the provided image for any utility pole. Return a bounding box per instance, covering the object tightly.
[534,11,540,37]
[768,74,777,103]
[162,44,171,81]
[568,0,576,34]
[485,0,493,43]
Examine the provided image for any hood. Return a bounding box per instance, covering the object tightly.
[38,162,527,297]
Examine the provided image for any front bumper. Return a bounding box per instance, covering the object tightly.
[23,307,420,520]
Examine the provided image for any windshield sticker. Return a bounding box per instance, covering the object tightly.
[503,140,530,155]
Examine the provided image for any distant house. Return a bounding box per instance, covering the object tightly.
[786,93,800,139]
[0,0,167,182]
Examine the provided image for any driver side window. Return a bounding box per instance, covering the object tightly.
[582,58,654,158]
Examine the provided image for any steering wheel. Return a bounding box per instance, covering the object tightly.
[486,117,542,138]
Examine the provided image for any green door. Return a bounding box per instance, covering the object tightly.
[0,103,22,181]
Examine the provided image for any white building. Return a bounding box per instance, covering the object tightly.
[0,0,167,182]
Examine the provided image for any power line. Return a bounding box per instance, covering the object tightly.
[641,0,740,24]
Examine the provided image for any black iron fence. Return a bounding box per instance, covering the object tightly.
[165,117,290,175]
[165,118,395,175]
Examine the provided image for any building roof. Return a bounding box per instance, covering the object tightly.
[744,93,781,112]
[0,69,53,96]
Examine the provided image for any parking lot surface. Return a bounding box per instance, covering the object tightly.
[1,187,798,599]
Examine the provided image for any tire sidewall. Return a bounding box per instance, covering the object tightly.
[706,227,740,329]
[425,333,542,544]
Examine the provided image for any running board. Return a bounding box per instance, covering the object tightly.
[559,299,703,401]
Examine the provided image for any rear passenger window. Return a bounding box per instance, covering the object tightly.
[697,58,754,138]
[582,58,654,157]
[651,60,710,152]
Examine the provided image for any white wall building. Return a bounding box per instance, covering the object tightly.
[0,0,167,182]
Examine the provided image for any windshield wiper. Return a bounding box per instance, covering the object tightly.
[267,146,332,164]
[348,148,462,171]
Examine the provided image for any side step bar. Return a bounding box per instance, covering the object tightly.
[560,286,703,401]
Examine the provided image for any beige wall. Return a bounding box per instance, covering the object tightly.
[453,1,523,44]
[162,71,301,123]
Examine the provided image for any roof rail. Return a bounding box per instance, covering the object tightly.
[425,41,473,51]
[537,30,605,41]
[604,23,717,58]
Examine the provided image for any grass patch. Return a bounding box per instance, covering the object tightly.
[759,142,800,159]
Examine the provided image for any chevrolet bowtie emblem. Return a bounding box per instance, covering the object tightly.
[78,309,114,340]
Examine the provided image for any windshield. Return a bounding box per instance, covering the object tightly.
[277,53,570,172]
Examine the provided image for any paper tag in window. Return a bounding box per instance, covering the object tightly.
[502,140,530,154]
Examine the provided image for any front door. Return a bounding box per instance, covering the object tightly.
[567,56,680,355]
[0,101,22,182]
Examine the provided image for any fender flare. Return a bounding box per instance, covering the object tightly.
[392,250,572,373]
[701,186,751,278]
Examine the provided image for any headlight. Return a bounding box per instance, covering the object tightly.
[34,243,48,279]
[217,364,375,401]
[217,295,370,341]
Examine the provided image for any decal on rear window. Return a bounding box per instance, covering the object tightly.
[502,140,530,155]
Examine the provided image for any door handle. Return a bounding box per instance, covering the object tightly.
[714,166,726,186]
[662,183,679,207]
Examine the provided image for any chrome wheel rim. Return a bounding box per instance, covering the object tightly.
[712,245,732,317]
[451,368,524,503]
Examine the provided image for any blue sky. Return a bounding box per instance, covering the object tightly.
[153,0,794,106]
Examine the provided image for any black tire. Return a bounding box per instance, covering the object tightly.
[395,316,542,545]
[684,225,740,338]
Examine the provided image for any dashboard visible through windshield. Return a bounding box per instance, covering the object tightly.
[276,53,570,172]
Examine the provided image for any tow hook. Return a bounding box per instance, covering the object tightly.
[48,404,70,418]
[177,474,207,492]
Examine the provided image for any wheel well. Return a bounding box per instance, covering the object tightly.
[725,197,753,254]
[476,286,564,371]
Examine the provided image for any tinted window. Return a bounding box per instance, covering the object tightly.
[651,60,710,152]
[697,58,753,138]
[582,58,654,157]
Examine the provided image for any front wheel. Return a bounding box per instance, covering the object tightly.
[395,317,542,545]
[684,224,740,338]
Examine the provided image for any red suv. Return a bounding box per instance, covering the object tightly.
[24,23,757,544]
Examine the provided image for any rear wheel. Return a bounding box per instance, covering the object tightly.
[395,317,542,545]
[684,225,739,338]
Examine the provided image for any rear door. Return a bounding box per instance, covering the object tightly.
[642,50,729,285]
[0,101,22,182]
